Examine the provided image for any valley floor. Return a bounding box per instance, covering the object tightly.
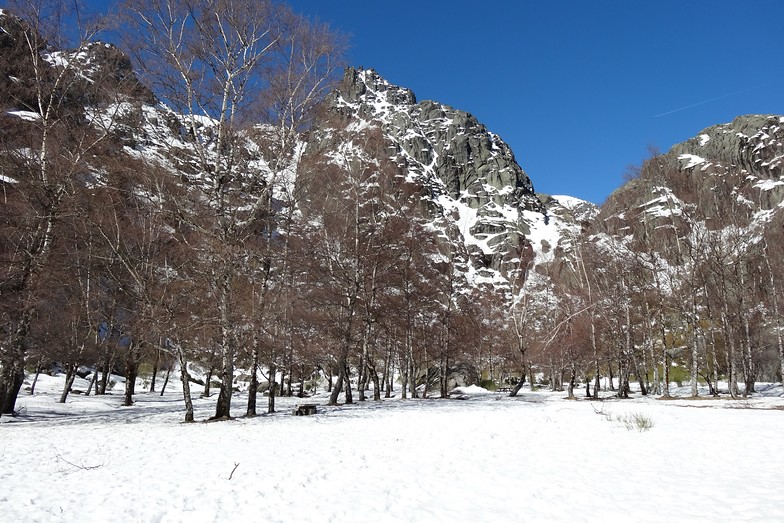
[2,375,784,522]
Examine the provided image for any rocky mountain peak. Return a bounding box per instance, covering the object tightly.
[319,66,591,285]
[0,8,153,107]
[334,67,417,109]
[328,67,538,206]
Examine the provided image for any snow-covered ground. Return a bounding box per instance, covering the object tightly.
[2,374,784,522]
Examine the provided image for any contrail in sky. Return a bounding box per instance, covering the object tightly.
[653,83,770,118]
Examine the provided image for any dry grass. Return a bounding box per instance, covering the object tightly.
[617,412,655,432]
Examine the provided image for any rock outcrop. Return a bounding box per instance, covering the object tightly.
[595,114,784,275]
[601,114,784,228]
[671,114,784,179]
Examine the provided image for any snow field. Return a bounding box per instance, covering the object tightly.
[2,376,784,522]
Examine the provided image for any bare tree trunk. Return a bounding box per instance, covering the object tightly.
[591,321,600,400]
[509,369,526,397]
[644,301,660,395]
[407,325,418,399]
[268,363,277,413]
[721,310,740,399]
[61,335,87,403]
[159,354,176,397]
[371,365,381,401]
[149,351,160,393]
[298,367,306,398]
[705,295,721,396]
[400,355,408,400]
[608,358,616,392]
[30,361,44,396]
[329,363,343,406]
[632,352,647,396]
[99,366,109,395]
[663,350,671,398]
[640,332,651,393]
[619,291,631,399]
[60,363,78,404]
[421,344,430,399]
[124,343,139,407]
[285,338,294,398]
[246,336,260,417]
[1,358,25,415]
[385,355,394,398]
[213,256,236,419]
[742,312,756,395]
[567,365,576,399]
[203,368,213,398]
[360,331,382,401]
[658,299,671,398]
[380,346,390,395]
[689,331,699,398]
[439,353,448,398]
[99,350,115,395]
[159,366,171,396]
[616,348,628,399]
[176,344,194,423]
[245,363,258,416]
[1,311,32,415]
[85,364,99,396]
[408,360,418,398]
[690,296,700,398]
[357,351,367,402]
[343,363,353,404]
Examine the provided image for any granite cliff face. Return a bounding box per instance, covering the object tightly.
[329,68,539,211]
[321,67,570,282]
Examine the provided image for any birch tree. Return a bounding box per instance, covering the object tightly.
[123,0,343,419]
[0,2,117,415]
[762,231,784,384]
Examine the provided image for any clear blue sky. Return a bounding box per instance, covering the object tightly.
[288,0,784,204]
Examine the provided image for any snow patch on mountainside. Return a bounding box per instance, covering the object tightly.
[753,178,784,191]
[640,186,684,219]
[678,153,708,169]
